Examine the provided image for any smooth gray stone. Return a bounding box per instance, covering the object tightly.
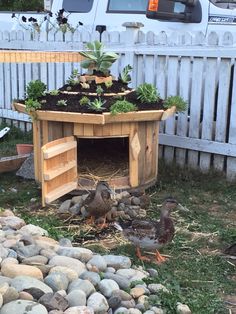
[87,255,107,272]
[44,272,69,292]
[68,279,95,297]
[103,255,131,270]
[11,276,53,294]
[79,271,101,286]
[104,272,130,290]
[0,300,48,314]
[66,289,87,307]
[38,292,69,311]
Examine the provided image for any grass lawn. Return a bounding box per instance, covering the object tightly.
[0,121,235,314]
[0,163,235,314]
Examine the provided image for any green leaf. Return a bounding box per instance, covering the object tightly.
[80,60,95,69]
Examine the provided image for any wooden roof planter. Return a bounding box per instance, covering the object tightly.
[13,102,176,124]
[10,45,186,206]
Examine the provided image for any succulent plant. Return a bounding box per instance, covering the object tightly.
[79,41,119,76]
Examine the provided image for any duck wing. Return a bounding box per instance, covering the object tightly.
[155,218,175,245]
[124,219,157,239]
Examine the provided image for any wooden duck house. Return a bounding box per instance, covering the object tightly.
[9,50,175,206]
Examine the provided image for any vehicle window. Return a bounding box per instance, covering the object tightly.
[210,0,236,9]
[0,0,43,11]
[62,0,94,13]
[107,0,148,13]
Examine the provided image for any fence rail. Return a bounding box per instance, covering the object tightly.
[1,26,236,179]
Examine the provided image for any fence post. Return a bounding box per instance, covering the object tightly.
[122,22,143,88]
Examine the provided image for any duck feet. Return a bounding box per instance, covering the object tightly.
[86,216,95,225]
[136,247,151,262]
[96,216,109,229]
[155,250,167,264]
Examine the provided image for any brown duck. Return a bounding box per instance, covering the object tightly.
[83,181,113,227]
[115,198,178,263]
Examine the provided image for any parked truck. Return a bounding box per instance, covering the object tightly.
[0,0,236,34]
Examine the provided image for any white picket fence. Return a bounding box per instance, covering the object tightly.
[1,24,236,179]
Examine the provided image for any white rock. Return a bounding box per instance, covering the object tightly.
[87,255,107,272]
[64,306,94,314]
[66,289,87,307]
[103,255,131,269]
[20,224,48,236]
[0,300,48,314]
[176,302,192,314]
[49,256,86,275]
[98,279,120,298]
[11,276,53,294]
[87,292,109,314]
[50,266,78,282]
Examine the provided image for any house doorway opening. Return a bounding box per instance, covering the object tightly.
[77,137,129,188]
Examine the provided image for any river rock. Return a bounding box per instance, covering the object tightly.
[87,255,107,272]
[19,224,48,236]
[18,291,34,301]
[1,263,43,279]
[98,279,120,298]
[114,307,129,314]
[50,266,78,282]
[79,271,101,286]
[130,287,146,298]
[2,286,19,304]
[68,279,95,297]
[59,238,73,247]
[49,256,86,275]
[56,247,93,262]
[22,255,48,265]
[15,244,41,259]
[0,300,48,314]
[103,255,131,269]
[1,257,18,266]
[0,245,9,258]
[87,292,109,314]
[104,272,130,290]
[176,302,192,314]
[11,276,53,293]
[38,292,69,311]
[147,284,169,294]
[0,217,25,230]
[34,236,59,251]
[64,306,94,314]
[44,272,69,292]
[66,289,87,307]
[57,199,72,213]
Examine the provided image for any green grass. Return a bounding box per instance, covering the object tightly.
[0,155,235,313]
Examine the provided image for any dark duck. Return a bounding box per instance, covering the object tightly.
[83,181,114,228]
[115,198,178,263]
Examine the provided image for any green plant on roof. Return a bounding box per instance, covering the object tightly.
[79,96,90,106]
[119,64,132,84]
[136,83,160,104]
[67,69,80,86]
[96,85,104,96]
[163,95,187,112]
[110,99,137,115]
[56,99,68,106]
[26,80,47,100]
[48,89,59,96]
[88,98,106,112]
[25,98,41,120]
[79,41,119,76]
[104,80,113,89]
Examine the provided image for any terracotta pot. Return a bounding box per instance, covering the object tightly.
[16,144,33,155]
